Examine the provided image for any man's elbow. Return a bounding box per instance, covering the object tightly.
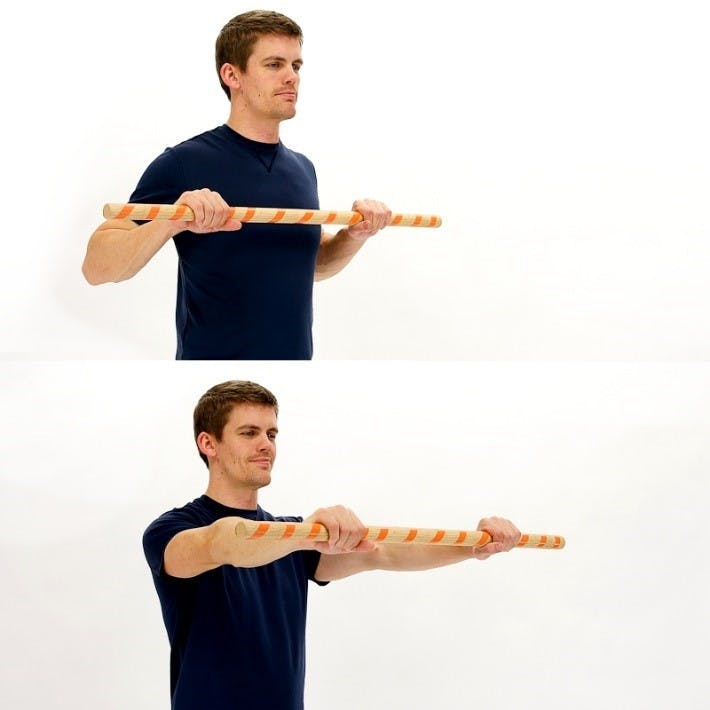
[82,258,120,285]
[81,252,132,285]
[313,264,335,281]
[82,259,107,285]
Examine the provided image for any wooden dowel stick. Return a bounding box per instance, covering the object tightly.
[234,520,565,549]
[102,203,442,228]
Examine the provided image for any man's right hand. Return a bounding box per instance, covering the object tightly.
[304,506,376,554]
[175,189,243,233]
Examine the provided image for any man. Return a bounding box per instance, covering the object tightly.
[82,11,391,359]
[143,380,521,709]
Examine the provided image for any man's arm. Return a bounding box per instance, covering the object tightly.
[81,189,242,284]
[314,514,522,582]
[163,505,369,579]
[162,506,519,581]
[314,199,391,281]
[163,516,306,579]
[82,218,184,284]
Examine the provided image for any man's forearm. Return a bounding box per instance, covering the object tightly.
[316,542,473,582]
[210,517,309,568]
[166,516,311,579]
[314,229,367,281]
[82,219,183,285]
[374,543,473,572]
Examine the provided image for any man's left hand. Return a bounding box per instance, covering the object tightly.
[346,199,392,240]
[471,517,522,560]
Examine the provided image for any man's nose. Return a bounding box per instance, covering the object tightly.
[257,433,273,449]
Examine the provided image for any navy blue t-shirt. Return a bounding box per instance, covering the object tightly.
[143,496,325,710]
[129,125,322,359]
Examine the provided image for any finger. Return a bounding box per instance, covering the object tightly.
[200,188,221,227]
[472,541,504,559]
[325,519,341,550]
[352,200,373,225]
[336,508,363,551]
[354,199,389,233]
[201,192,220,230]
[362,202,380,231]
[203,189,227,230]
[313,541,335,554]
[181,196,204,227]
[496,519,521,550]
[372,201,390,231]
[350,222,373,238]
[479,517,520,551]
[223,219,243,231]
[209,192,232,230]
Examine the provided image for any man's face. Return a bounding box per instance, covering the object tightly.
[208,403,278,490]
[237,34,303,122]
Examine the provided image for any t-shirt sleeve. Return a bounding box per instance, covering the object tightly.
[303,549,328,587]
[277,514,328,587]
[129,147,187,206]
[142,508,199,578]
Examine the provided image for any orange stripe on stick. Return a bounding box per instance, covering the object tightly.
[251,523,271,539]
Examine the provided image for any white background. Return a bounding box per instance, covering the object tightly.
[2,0,710,359]
[1,361,709,708]
[2,2,709,709]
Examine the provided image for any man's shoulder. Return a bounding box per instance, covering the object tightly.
[280,142,315,169]
[145,496,211,532]
[168,125,229,156]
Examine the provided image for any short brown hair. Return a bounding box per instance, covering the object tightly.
[215,10,304,100]
[193,380,279,466]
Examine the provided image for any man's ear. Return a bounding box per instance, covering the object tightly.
[220,63,241,92]
[196,431,218,461]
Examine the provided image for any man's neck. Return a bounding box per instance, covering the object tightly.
[205,482,259,510]
[226,112,280,144]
